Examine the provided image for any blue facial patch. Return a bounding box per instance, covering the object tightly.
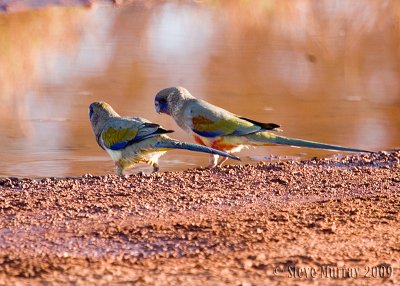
[158,101,169,113]
[89,106,94,121]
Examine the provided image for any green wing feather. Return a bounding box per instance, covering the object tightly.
[100,118,173,150]
[102,126,138,150]
[188,100,280,138]
[191,115,260,137]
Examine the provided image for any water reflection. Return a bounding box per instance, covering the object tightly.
[0,1,399,177]
[148,3,216,87]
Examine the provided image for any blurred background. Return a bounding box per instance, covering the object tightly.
[0,0,399,177]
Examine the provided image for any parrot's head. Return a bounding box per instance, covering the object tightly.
[89,101,120,135]
[154,86,193,116]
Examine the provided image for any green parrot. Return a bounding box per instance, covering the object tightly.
[89,101,239,175]
[154,87,371,167]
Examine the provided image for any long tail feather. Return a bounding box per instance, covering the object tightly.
[248,132,372,153]
[155,139,241,160]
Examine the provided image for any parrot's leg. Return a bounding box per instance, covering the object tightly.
[152,163,160,173]
[217,156,229,167]
[208,154,219,168]
[115,162,124,176]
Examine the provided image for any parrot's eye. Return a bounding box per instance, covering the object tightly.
[158,98,167,104]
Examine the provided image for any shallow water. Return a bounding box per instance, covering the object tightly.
[0,1,399,177]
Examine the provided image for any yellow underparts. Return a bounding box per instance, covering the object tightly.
[116,148,170,173]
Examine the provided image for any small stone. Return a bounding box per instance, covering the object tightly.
[243,260,253,269]
[256,253,267,261]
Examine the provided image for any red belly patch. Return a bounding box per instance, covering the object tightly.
[211,138,236,152]
[194,135,237,152]
[193,135,206,146]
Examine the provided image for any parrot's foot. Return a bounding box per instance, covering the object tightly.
[217,156,229,167]
[115,162,124,176]
[208,154,219,168]
[208,162,218,168]
[208,154,230,168]
[137,171,147,176]
[152,163,160,173]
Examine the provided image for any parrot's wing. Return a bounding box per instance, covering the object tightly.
[237,117,280,131]
[186,101,279,138]
[101,118,173,150]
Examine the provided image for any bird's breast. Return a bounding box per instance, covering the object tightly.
[106,149,122,162]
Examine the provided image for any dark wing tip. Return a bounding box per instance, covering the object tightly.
[231,154,241,161]
[142,122,175,135]
[239,116,280,130]
[158,128,175,134]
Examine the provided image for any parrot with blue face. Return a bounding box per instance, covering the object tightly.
[89,101,239,175]
[154,87,371,167]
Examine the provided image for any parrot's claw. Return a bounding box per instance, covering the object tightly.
[208,163,218,169]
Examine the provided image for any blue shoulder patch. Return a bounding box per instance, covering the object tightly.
[110,141,128,150]
[192,129,223,138]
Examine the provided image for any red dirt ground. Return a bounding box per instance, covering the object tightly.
[0,151,398,285]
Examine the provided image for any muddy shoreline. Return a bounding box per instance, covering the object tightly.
[0,151,398,285]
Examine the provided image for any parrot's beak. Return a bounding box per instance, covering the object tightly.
[155,101,161,114]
